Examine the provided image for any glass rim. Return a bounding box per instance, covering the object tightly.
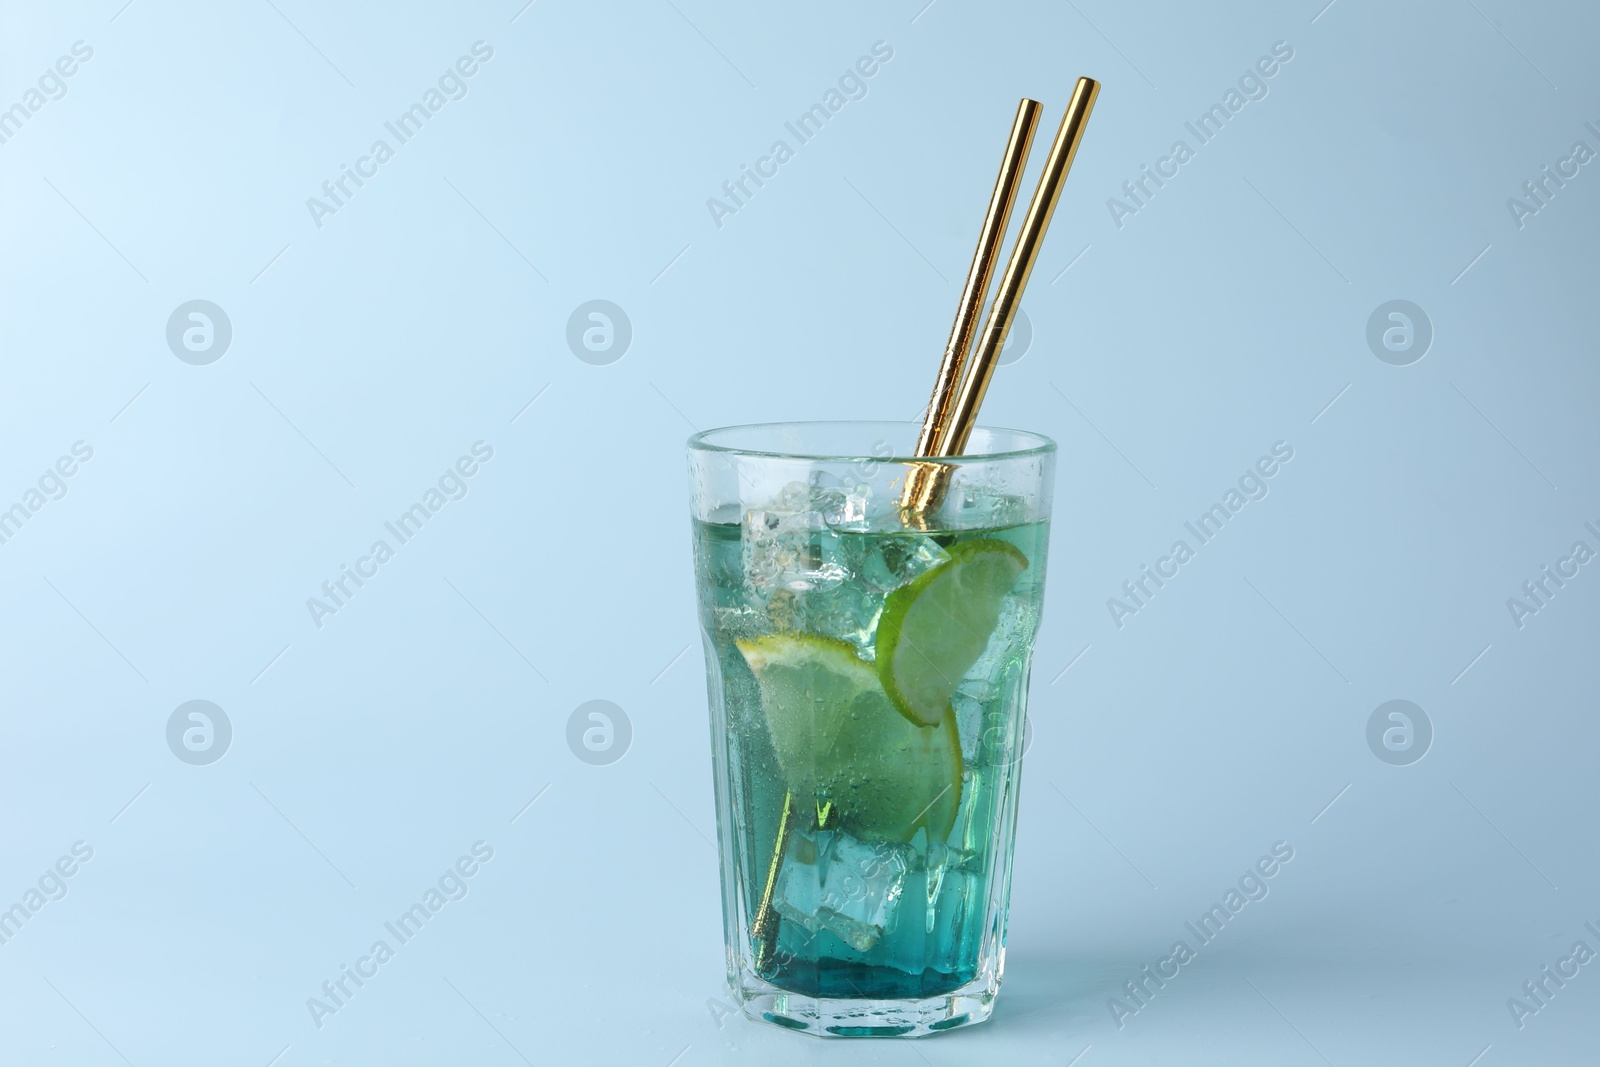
[686,420,1056,464]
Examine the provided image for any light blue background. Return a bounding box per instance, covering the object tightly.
[2,1,1597,1064]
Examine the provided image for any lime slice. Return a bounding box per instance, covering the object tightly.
[737,633,961,843]
[876,538,1028,726]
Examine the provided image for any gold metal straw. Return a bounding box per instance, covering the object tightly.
[936,77,1100,459]
[902,78,1100,511]
[752,791,793,972]
[911,99,1043,470]
[751,78,1101,975]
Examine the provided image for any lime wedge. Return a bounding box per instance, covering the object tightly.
[737,633,961,843]
[876,538,1028,726]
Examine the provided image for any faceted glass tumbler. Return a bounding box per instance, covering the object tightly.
[687,422,1054,1037]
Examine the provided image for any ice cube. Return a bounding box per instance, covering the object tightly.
[708,601,768,645]
[742,483,847,594]
[934,864,987,971]
[795,582,880,656]
[922,839,951,934]
[952,488,1031,527]
[832,533,950,596]
[774,479,811,512]
[764,587,803,631]
[800,531,951,659]
[773,826,913,952]
[817,481,871,531]
[951,686,987,763]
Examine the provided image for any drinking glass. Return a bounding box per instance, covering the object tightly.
[688,421,1054,1037]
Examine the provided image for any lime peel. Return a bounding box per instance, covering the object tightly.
[875,538,1028,727]
[736,633,961,843]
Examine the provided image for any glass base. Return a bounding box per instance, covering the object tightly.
[732,970,998,1038]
